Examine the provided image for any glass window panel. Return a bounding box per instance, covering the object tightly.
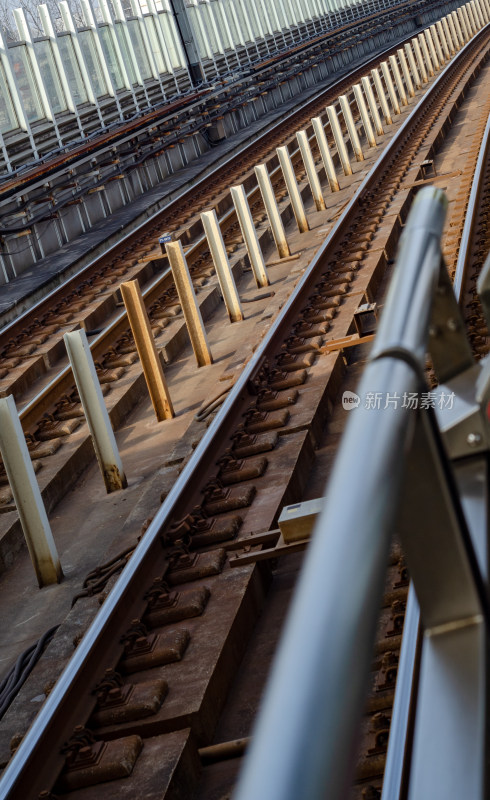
[98,25,125,89]
[79,30,107,96]
[144,16,166,73]
[201,6,219,53]
[212,5,231,49]
[0,62,18,132]
[274,1,288,29]
[187,7,207,59]
[157,12,183,68]
[222,1,239,45]
[127,19,151,79]
[114,23,137,83]
[8,45,44,121]
[33,40,67,113]
[234,3,253,41]
[57,35,88,104]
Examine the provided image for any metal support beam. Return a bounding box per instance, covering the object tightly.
[169,0,204,84]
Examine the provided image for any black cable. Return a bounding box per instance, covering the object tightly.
[0,625,59,719]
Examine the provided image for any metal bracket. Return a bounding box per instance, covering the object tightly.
[428,259,474,384]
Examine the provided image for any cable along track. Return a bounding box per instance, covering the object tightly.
[0,24,490,800]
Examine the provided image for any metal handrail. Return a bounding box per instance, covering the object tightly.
[233,187,448,800]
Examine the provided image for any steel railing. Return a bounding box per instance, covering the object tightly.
[233,186,489,800]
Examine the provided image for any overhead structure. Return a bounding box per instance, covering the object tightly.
[0,0,434,173]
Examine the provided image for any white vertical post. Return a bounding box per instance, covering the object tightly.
[201,210,244,322]
[380,61,400,115]
[471,0,484,27]
[361,76,384,135]
[463,3,476,34]
[311,117,340,192]
[339,95,364,161]
[446,14,459,49]
[476,0,489,24]
[165,241,213,366]
[404,43,421,90]
[277,146,309,232]
[450,11,464,48]
[430,24,444,64]
[231,185,270,288]
[255,164,290,259]
[388,54,408,106]
[0,396,62,587]
[436,20,451,60]
[412,37,429,83]
[353,84,376,147]
[64,330,127,492]
[397,49,414,97]
[296,130,326,211]
[457,8,470,41]
[326,105,352,176]
[424,28,440,70]
[371,68,392,125]
[441,17,455,55]
[418,33,434,77]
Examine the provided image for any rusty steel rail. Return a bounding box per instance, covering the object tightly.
[0,26,488,799]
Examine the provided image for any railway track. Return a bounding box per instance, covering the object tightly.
[0,19,478,561]
[0,14,489,800]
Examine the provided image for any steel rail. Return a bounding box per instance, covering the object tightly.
[0,27,487,800]
[0,27,439,345]
[453,111,490,302]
